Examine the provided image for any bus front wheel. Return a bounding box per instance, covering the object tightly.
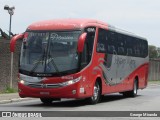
[86,81,101,104]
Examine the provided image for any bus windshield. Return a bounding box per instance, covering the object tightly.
[20,30,81,76]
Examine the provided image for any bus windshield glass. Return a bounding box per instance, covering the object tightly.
[20,30,81,76]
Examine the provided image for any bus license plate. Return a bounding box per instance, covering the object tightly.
[40,92,50,95]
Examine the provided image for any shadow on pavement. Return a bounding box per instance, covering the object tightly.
[21,93,142,108]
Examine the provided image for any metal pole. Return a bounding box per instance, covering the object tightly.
[10,14,13,88]
[4,5,15,89]
[9,14,12,39]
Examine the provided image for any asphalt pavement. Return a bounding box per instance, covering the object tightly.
[0,93,33,104]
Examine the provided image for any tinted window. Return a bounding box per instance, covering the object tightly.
[97,28,117,54]
[81,27,96,69]
[117,33,126,55]
[107,31,117,54]
[97,28,148,58]
[97,29,107,53]
[140,39,148,57]
[84,27,96,62]
[125,36,133,56]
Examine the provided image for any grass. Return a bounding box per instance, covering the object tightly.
[148,80,160,84]
[3,86,18,94]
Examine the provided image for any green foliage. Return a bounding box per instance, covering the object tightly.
[149,45,158,58]
[157,47,160,58]
[4,86,17,93]
[148,80,160,84]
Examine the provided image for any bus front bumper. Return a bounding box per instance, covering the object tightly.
[18,82,87,99]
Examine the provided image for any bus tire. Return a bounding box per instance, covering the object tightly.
[123,80,138,97]
[131,80,138,97]
[87,81,101,104]
[40,98,54,104]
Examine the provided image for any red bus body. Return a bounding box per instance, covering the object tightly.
[10,19,149,103]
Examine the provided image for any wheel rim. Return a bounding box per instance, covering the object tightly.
[134,81,137,95]
[92,83,100,101]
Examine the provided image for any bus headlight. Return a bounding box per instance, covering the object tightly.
[60,76,82,86]
[19,80,29,85]
[19,80,25,84]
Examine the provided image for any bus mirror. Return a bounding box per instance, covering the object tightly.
[10,34,24,52]
[77,32,87,53]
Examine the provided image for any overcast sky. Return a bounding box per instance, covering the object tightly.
[1,0,160,46]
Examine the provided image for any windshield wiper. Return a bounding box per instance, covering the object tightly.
[45,51,60,74]
[30,49,46,73]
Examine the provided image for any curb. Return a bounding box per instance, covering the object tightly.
[0,98,34,104]
[148,84,160,87]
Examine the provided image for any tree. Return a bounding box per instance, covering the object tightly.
[157,47,160,58]
[149,45,158,58]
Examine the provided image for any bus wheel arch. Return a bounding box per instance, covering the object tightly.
[135,76,139,89]
[132,76,139,97]
[123,77,139,97]
[96,77,102,95]
[86,77,102,104]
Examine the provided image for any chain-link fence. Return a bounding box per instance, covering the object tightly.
[148,59,160,81]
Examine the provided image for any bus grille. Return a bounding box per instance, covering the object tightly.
[26,83,63,88]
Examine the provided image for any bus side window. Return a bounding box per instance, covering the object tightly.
[140,39,148,58]
[118,47,124,55]
[127,48,132,56]
[126,36,134,56]
[142,40,148,58]
[81,27,96,69]
[133,38,140,57]
[117,33,126,55]
[108,45,116,54]
[97,28,107,53]
[86,33,95,62]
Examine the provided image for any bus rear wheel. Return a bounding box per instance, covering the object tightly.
[123,80,138,97]
[87,81,101,104]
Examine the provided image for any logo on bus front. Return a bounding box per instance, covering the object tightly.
[41,84,47,88]
[87,28,95,32]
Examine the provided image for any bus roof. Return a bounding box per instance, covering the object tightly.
[27,18,147,40]
[27,19,108,31]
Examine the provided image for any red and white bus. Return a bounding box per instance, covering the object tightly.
[10,19,149,104]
